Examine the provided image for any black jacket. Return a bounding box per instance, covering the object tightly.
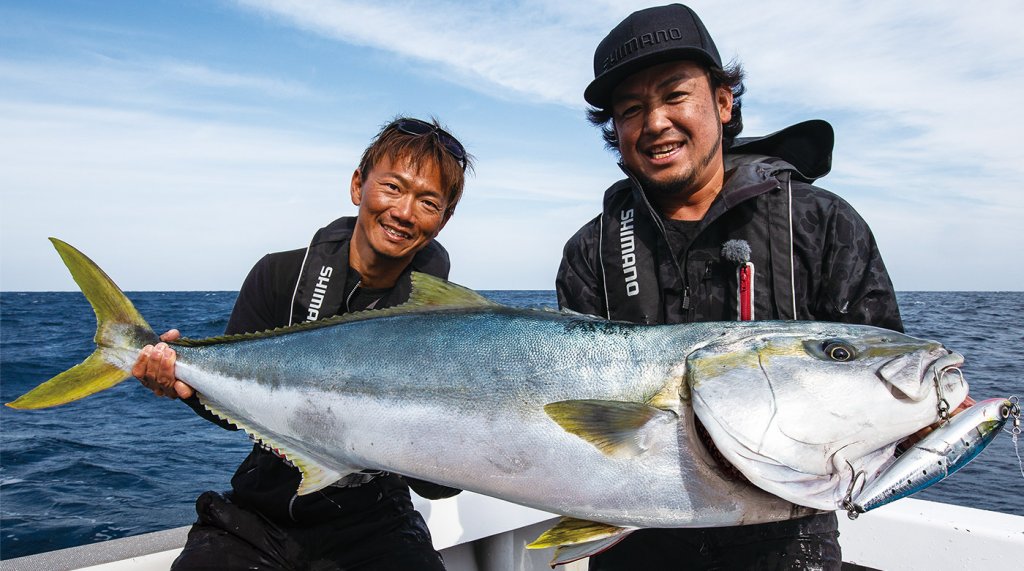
[557,120,903,331]
[185,217,459,524]
[556,121,902,562]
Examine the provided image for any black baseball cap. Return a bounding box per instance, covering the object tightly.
[585,4,722,108]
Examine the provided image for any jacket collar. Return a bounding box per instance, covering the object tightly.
[727,119,834,182]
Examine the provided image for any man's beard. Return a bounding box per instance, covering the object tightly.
[634,126,723,199]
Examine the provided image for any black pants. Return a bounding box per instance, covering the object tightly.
[171,489,445,571]
[589,513,841,571]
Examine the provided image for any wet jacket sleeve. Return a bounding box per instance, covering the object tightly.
[812,199,904,332]
[556,217,606,317]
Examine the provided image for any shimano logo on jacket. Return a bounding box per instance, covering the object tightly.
[620,209,639,297]
[306,265,333,322]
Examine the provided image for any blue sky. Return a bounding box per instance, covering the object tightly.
[2,0,1022,291]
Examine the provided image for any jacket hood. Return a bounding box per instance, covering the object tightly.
[726,119,834,183]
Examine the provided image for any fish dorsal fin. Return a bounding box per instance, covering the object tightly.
[197,396,356,494]
[558,306,598,318]
[175,274,498,348]
[544,400,677,458]
[404,272,499,309]
[526,517,635,565]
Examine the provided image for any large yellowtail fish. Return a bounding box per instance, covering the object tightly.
[9,239,1005,565]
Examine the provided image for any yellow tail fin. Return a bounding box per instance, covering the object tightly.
[6,238,158,409]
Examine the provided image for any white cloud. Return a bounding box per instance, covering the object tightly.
[234,0,600,105]
[0,56,319,114]
[474,157,617,204]
[2,1,1022,291]
[225,0,1024,291]
[230,0,1023,199]
[0,99,357,290]
[0,99,612,291]
[156,62,317,98]
[706,0,1024,290]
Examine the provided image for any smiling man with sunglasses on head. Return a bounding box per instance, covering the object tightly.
[132,116,472,570]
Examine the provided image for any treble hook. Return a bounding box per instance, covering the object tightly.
[934,366,964,425]
[841,460,866,520]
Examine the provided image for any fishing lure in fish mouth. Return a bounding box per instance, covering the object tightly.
[843,397,1016,519]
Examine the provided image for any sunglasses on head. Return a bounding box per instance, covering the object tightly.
[394,118,467,170]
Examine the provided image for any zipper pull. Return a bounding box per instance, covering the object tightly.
[681,286,691,310]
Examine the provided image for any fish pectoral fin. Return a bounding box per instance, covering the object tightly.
[527,517,634,566]
[197,396,356,495]
[527,517,627,548]
[544,400,677,458]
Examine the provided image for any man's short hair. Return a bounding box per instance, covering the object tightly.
[358,117,474,218]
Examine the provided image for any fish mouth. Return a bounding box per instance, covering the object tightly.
[893,352,970,454]
[927,352,965,380]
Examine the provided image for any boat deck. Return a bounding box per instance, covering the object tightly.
[2,495,1022,570]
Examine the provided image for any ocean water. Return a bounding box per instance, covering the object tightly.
[1,290,1022,559]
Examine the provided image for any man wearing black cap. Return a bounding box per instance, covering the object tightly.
[557,4,903,569]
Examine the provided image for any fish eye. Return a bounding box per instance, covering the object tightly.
[823,341,856,362]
